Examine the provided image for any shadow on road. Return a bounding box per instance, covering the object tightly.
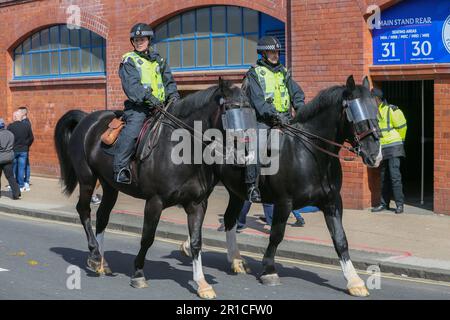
[50,247,218,295]
[165,249,347,295]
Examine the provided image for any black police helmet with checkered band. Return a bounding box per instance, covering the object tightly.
[130,23,154,40]
[256,36,282,54]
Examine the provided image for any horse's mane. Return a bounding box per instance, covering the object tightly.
[170,85,221,119]
[295,85,345,123]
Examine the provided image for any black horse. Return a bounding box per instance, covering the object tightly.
[54,80,246,299]
[180,75,382,297]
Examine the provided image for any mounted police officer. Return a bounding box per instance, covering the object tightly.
[114,23,180,184]
[241,36,305,202]
[371,88,407,214]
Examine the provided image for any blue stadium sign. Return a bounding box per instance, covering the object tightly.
[373,0,450,65]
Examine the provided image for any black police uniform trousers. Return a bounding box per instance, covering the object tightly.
[380,156,404,207]
[113,104,151,173]
[244,112,291,184]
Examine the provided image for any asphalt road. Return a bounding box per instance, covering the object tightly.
[1,212,450,300]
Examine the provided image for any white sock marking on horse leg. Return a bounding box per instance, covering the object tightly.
[96,231,105,256]
[226,224,240,263]
[340,259,364,287]
[193,252,205,282]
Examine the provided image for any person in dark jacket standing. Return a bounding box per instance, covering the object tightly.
[18,106,32,191]
[242,36,305,202]
[0,118,20,199]
[113,23,180,184]
[8,111,34,191]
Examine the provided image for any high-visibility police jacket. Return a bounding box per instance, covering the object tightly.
[243,59,305,122]
[254,65,290,113]
[119,49,179,109]
[378,102,407,158]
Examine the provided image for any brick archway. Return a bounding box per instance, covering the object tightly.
[129,0,287,27]
[5,8,110,52]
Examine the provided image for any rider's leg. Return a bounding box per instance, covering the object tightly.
[113,107,147,184]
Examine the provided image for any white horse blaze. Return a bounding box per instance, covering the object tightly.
[193,252,205,282]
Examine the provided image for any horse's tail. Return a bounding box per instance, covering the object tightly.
[54,110,87,196]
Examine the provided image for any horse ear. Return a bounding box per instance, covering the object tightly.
[362,76,370,89]
[346,75,356,91]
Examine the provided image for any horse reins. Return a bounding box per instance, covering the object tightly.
[280,124,359,161]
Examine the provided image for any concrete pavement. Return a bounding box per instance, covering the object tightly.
[1,176,450,283]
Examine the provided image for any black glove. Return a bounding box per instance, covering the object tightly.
[270,113,284,127]
[145,95,164,109]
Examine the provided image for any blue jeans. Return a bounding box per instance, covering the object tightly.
[25,156,30,184]
[238,201,274,227]
[13,152,28,188]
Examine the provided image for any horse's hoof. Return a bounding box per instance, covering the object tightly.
[197,286,217,299]
[130,277,149,289]
[180,242,192,258]
[231,259,250,274]
[87,257,105,275]
[102,263,113,276]
[260,274,281,286]
[348,285,370,297]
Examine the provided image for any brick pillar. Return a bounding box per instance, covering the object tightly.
[434,79,450,215]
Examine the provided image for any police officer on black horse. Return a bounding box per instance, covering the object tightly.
[242,36,306,202]
[114,23,180,184]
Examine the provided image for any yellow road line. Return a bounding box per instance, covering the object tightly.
[2,211,450,288]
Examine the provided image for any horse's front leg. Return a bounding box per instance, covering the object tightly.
[224,193,250,274]
[185,200,216,299]
[321,196,370,297]
[130,196,163,289]
[260,202,291,286]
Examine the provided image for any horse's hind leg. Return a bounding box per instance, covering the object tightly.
[94,180,119,275]
[130,196,163,289]
[76,179,103,274]
[224,192,250,274]
[260,201,292,286]
[320,196,369,297]
[185,200,216,299]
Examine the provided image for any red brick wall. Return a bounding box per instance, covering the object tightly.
[9,81,106,176]
[289,0,375,209]
[434,79,450,214]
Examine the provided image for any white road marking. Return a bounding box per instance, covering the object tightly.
[0,268,9,272]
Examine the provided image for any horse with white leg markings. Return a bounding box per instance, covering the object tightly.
[54,79,247,299]
[181,75,382,297]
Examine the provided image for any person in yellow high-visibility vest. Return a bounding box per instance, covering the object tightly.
[371,88,407,214]
[242,36,305,202]
[113,23,180,184]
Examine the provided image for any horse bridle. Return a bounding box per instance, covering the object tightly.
[281,98,380,161]
[342,98,381,157]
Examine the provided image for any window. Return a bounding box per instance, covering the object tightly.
[13,25,106,79]
[154,6,277,71]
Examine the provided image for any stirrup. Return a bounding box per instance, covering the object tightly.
[115,167,132,184]
[247,185,262,203]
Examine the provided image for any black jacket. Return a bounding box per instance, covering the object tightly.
[243,59,305,122]
[119,48,180,110]
[7,120,34,152]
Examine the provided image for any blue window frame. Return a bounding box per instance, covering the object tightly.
[13,25,106,80]
[153,6,285,71]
